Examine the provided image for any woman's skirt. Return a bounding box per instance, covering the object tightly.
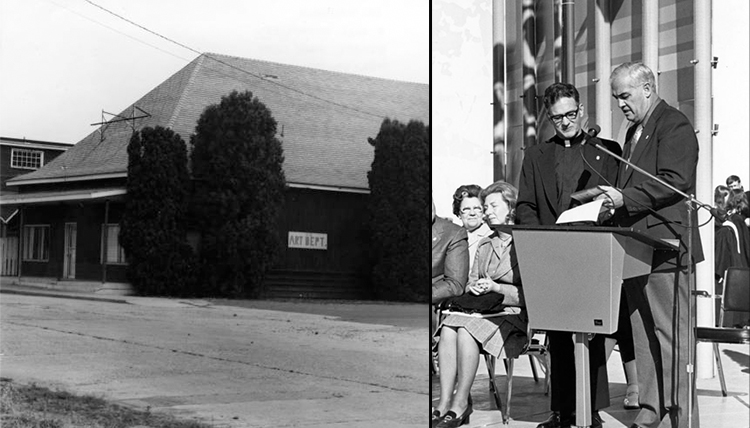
[434,312,527,359]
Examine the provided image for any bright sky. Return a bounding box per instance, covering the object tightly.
[0,0,428,144]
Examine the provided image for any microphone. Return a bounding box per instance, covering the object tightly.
[587,125,601,137]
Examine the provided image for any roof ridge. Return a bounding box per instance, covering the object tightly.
[167,55,206,131]
[202,52,427,86]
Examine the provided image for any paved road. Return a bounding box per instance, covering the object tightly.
[0,292,429,427]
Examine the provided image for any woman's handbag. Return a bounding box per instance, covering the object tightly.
[442,292,505,315]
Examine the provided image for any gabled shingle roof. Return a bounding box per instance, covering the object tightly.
[11,53,428,190]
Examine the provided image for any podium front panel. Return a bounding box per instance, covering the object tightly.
[513,230,652,334]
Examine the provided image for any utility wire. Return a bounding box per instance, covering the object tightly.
[46,0,340,120]
[82,0,387,119]
[46,0,191,63]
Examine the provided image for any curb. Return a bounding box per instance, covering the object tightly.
[0,287,130,305]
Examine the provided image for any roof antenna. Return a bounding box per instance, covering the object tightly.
[90,105,151,142]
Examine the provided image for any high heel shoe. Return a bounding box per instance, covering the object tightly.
[431,408,443,427]
[436,404,472,428]
[623,390,640,409]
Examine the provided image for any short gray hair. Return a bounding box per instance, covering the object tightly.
[610,62,657,92]
[480,181,518,224]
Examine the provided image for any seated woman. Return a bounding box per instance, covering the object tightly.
[452,184,493,270]
[432,181,528,428]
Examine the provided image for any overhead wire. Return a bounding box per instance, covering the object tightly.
[81,0,388,119]
[45,0,192,63]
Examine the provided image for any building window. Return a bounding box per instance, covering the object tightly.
[22,225,50,261]
[11,148,44,170]
[101,224,126,264]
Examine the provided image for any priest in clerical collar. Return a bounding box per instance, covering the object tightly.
[515,82,624,428]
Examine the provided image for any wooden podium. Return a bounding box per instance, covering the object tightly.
[497,225,677,428]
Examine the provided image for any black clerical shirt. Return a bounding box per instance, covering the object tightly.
[554,131,586,213]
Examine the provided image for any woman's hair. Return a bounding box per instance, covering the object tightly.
[452,184,483,217]
[715,185,731,210]
[726,188,750,218]
[480,181,518,224]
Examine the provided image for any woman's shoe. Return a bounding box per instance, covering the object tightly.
[623,390,640,409]
[431,408,443,427]
[436,404,472,428]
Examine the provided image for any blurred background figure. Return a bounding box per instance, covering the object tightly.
[714,188,750,328]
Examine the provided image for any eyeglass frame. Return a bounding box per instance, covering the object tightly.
[459,206,484,215]
[548,105,582,125]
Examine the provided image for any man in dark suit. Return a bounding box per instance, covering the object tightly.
[432,198,469,304]
[517,82,622,428]
[597,62,703,428]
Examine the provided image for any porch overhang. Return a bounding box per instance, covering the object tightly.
[1,205,18,223]
[0,188,127,206]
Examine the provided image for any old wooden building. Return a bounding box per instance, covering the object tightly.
[2,53,428,298]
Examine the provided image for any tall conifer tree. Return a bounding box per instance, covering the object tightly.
[190,90,286,297]
[367,119,430,302]
[121,126,196,296]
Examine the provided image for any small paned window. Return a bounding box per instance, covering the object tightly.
[22,225,50,261]
[101,224,126,264]
[11,149,44,170]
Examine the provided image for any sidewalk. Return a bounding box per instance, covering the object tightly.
[0,280,428,327]
[0,280,220,308]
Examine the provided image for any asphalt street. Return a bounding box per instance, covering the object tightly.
[0,291,429,427]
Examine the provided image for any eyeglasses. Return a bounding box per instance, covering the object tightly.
[549,106,580,124]
[460,206,483,215]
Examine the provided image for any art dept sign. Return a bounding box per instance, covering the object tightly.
[288,231,328,250]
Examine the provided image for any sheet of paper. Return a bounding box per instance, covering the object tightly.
[556,199,606,224]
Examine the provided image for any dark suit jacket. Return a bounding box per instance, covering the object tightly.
[614,99,704,268]
[431,216,469,304]
[517,133,622,225]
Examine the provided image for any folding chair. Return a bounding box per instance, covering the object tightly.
[439,309,550,424]
[694,266,750,396]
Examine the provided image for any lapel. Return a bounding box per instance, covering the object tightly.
[487,232,513,279]
[619,100,665,186]
[581,135,605,186]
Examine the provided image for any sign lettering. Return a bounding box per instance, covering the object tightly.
[288,231,328,250]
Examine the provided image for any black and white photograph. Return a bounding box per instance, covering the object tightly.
[2,1,750,428]
[0,1,428,427]
[431,1,748,427]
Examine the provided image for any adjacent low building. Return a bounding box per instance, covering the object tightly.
[2,53,429,298]
[0,137,73,276]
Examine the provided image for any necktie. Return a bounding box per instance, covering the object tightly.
[625,125,643,169]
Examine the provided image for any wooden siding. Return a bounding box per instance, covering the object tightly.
[0,236,18,276]
[1,145,67,192]
[265,188,372,299]
[15,187,372,298]
[20,202,127,283]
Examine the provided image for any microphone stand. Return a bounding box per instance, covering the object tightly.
[592,142,713,428]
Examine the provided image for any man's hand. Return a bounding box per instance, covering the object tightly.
[595,185,624,209]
